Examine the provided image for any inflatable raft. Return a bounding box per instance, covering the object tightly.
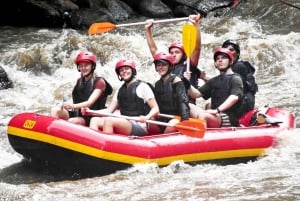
[7,107,295,176]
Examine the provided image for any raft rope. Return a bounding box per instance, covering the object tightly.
[279,0,300,10]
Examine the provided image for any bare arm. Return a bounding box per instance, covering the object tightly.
[189,14,201,66]
[145,19,158,57]
[217,95,239,112]
[173,77,190,121]
[82,90,118,115]
[105,93,118,113]
[72,88,103,109]
[145,98,159,120]
[71,79,106,109]
[187,85,202,100]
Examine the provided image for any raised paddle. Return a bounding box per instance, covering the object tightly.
[88,17,189,35]
[85,109,205,138]
[182,23,197,72]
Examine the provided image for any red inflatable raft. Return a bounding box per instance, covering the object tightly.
[7,107,295,176]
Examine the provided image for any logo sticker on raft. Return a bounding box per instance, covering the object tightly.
[23,120,36,129]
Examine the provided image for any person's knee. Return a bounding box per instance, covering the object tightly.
[69,117,85,125]
[164,126,177,133]
[103,117,113,125]
[50,107,59,117]
[163,119,179,133]
[89,117,102,130]
[51,107,68,119]
[169,118,179,124]
[102,117,115,129]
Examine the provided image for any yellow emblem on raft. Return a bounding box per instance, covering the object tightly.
[23,120,36,129]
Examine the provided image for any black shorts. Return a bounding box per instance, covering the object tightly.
[68,110,91,126]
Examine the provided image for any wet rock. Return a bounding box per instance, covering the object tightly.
[139,0,173,18]
[0,0,238,30]
[0,66,13,90]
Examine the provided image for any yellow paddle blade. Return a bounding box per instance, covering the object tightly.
[182,23,197,57]
[88,22,117,35]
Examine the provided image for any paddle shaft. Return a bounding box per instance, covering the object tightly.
[159,113,177,119]
[86,109,202,132]
[115,17,189,28]
[87,109,176,127]
[159,113,206,125]
[88,17,190,34]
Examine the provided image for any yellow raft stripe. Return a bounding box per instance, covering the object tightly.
[7,126,266,166]
[7,126,142,164]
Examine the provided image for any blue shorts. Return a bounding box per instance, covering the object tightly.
[130,120,147,136]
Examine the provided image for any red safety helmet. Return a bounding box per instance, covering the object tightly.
[115,59,136,75]
[153,52,174,65]
[213,47,234,62]
[75,51,97,65]
[168,42,185,54]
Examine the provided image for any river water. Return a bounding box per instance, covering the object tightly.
[1,1,300,200]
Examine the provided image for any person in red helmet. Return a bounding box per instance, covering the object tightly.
[203,40,258,114]
[222,40,258,114]
[51,51,112,126]
[145,14,208,104]
[87,59,159,136]
[148,52,190,134]
[187,48,244,128]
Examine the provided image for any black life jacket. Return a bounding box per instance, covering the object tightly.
[72,76,112,111]
[211,74,243,126]
[232,61,258,114]
[154,74,178,115]
[173,63,185,77]
[173,62,199,88]
[117,80,149,116]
